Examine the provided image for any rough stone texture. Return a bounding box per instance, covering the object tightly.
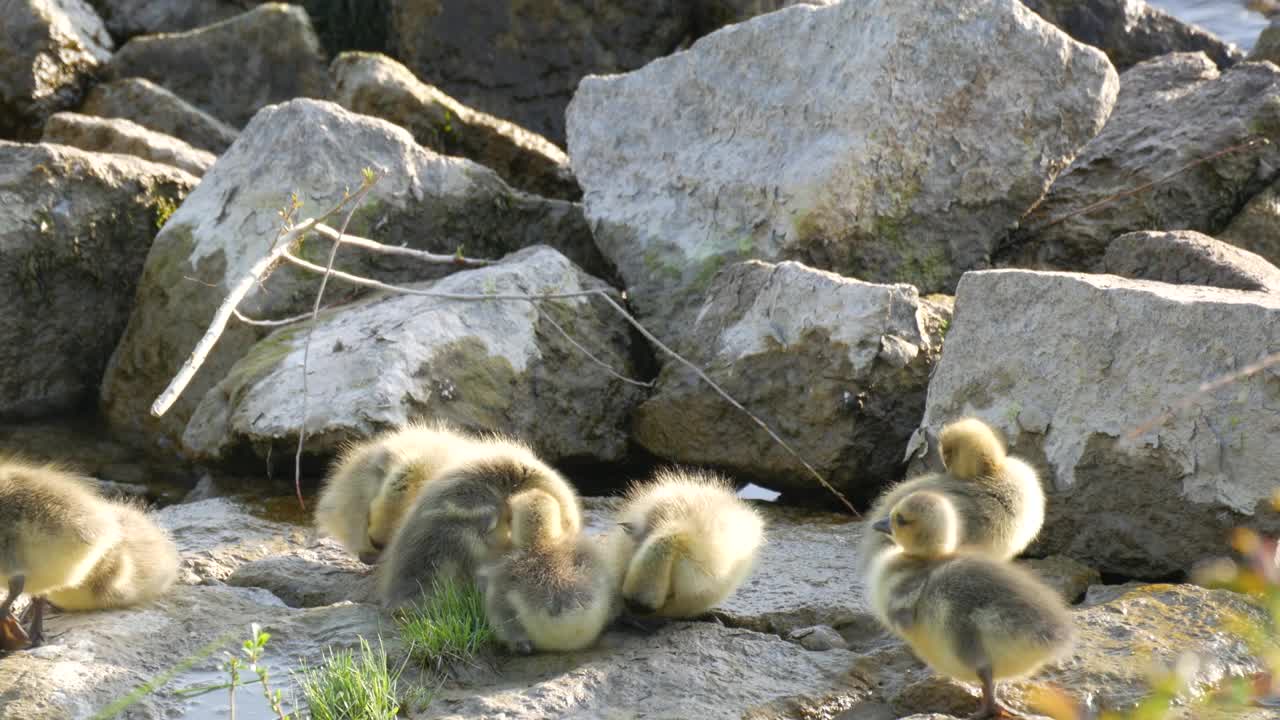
[789,624,849,651]
[107,3,329,128]
[567,0,1117,338]
[908,270,1280,577]
[331,52,581,201]
[1020,0,1243,70]
[1103,229,1280,292]
[0,0,113,140]
[79,78,239,154]
[388,0,692,146]
[633,260,950,501]
[43,112,216,176]
[227,539,374,607]
[1004,54,1280,273]
[182,247,645,467]
[0,142,195,420]
[86,0,251,40]
[1220,182,1280,269]
[1251,20,1280,65]
[100,99,601,449]
[1020,556,1102,604]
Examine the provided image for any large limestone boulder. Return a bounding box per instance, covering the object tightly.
[909,270,1280,577]
[1004,53,1280,272]
[79,78,239,154]
[567,0,1117,338]
[633,260,950,502]
[1103,230,1280,293]
[43,112,216,176]
[86,0,247,40]
[107,3,329,128]
[1219,183,1280,268]
[182,247,644,467]
[330,52,580,201]
[1020,0,1243,70]
[0,0,113,140]
[0,142,195,419]
[101,99,600,449]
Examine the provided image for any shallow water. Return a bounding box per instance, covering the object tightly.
[1151,0,1270,50]
[170,668,288,720]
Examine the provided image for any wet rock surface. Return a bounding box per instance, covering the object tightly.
[568,0,1117,337]
[107,3,329,128]
[78,77,239,154]
[42,112,216,176]
[1103,229,1280,293]
[633,260,950,501]
[0,142,194,419]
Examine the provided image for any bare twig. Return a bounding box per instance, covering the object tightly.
[233,309,321,327]
[533,304,653,388]
[313,224,492,267]
[1126,350,1280,441]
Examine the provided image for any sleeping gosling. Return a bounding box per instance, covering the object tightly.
[857,416,1045,577]
[481,489,617,654]
[315,421,484,564]
[868,491,1074,719]
[609,468,765,619]
[377,436,582,608]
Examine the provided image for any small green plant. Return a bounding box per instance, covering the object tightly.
[153,195,177,230]
[296,637,403,720]
[395,578,493,670]
[174,623,293,719]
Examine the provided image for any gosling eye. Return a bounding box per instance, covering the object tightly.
[893,513,911,527]
[618,522,639,536]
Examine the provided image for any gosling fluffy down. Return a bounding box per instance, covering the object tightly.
[377,436,582,608]
[481,489,618,654]
[610,468,765,619]
[869,491,1074,719]
[857,417,1044,576]
[44,500,179,611]
[315,421,484,564]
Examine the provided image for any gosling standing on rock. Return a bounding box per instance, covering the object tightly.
[610,468,765,619]
[481,489,617,654]
[315,421,484,564]
[858,417,1044,576]
[378,436,582,608]
[868,491,1074,719]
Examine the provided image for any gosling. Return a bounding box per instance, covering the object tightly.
[44,500,179,613]
[857,417,1044,576]
[0,459,121,645]
[481,489,617,654]
[315,421,483,564]
[868,491,1074,719]
[377,436,582,608]
[610,468,765,619]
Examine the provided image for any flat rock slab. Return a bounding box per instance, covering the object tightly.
[910,269,1280,577]
[1007,53,1280,272]
[567,0,1116,336]
[633,260,949,500]
[79,77,239,154]
[101,99,598,449]
[107,3,328,128]
[43,112,216,176]
[1103,229,1280,292]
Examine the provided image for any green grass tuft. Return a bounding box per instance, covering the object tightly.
[394,579,493,669]
[297,637,403,720]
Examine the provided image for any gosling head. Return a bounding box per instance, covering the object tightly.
[872,491,959,559]
[510,489,563,548]
[938,417,1003,478]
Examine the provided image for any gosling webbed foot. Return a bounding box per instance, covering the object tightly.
[24,598,47,648]
[970,665,1020,719]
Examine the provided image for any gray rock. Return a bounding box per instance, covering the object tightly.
[1005,53,1280,273]
[79,78,239,154]
[1021,0,1243,70]
[0,142,195,419]
[789,624,849,651]
[909,270,1280,577]
[1220,182,1280,269]
[43,112,216,176]
[1020,555,1102,604]
[182,247,645,467]
[1103,229,1280,292]
[227,537,374,607]
[388,0,693,146]
[567,0,1117,338]
[107,3,329,128]
[100,99,600,449]
[632,260,950,500]
[156,497,309,583]
[86,0,250,40]
[0,0,113,140]
[331,52,581,201]
[1251,20,1280,65]
[0,417,190,495]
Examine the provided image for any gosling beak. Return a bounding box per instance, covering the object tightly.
[358,550,382,565]
[872,518,892,535]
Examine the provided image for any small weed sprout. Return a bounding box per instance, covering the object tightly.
[296,636,404,720]
[395,578,493,671]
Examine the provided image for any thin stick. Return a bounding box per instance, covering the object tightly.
[313,224,492,267]
[1126,350,1280,440]
[150,218,317,418]
[233,309,320,327]
[293,180,378,508]
[533,303,653,388]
